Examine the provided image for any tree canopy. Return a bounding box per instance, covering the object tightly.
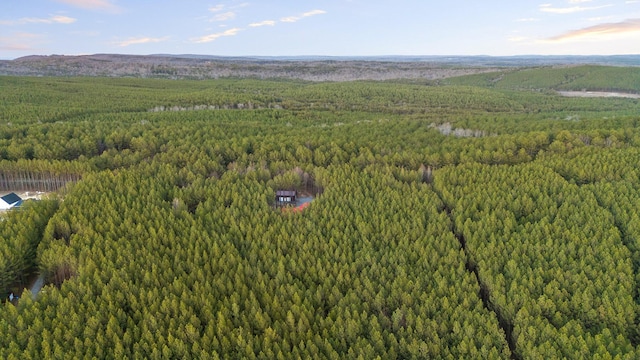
[1,71,640,358]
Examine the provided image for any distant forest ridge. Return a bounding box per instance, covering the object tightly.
[12,53,640,66]
[1,53,639,81]
[151,54,640,66]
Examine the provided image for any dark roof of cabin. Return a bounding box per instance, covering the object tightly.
[1,192,22,205]
[276,190,297,197]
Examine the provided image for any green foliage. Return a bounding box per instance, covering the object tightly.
[1,71,640,357]
[446,65,640,93]
[434,162,638,357]
[1,199,58,297]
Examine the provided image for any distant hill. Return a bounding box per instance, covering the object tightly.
[153,54,640,67]
[0,54,495,81]
[2,53,639,81]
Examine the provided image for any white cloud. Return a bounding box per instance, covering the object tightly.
[0,15,77,26]
[281,9,326,23]
[539,3,613,14]
[302,9,327,17]
[193,28,242,43]
[508,36,530,42]
[232,3,250,10]
[568,0,593,3]
[543,18,640,42]
[280,16,297,23]
[626,0,640,3]
[209,3,248,12]
[50,15,77,24]
[588,16,614,21]
[192,6,323,44]
[516,18,540,22]
[211,12,236,22]
[54,0,121,13]
[0,43,33,51]
[116,36,169,47]
[249,20,276,27]
[0,32,44,51]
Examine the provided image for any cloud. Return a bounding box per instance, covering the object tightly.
[192,7,324,44]
[116,36,169,47]
[281,9,326,23]
[0,43,33,51]
[249,20,276,27]
[54,0,121,13]
[209,4,225,12]
[516,18,540,22]
[49,15,77,24]
[588,16,614,21]
[230,3,249,10]
[209,3,248,12]
[568,0,593,3]
[0,32,43,52]
[302,9,327,17]
[544,18,640,42]
[539,3,613,14]
[193,28,242,43]
[207,3,249,22]
[0,15,76,26]
[626,0,640,3]
[508,36,530,42]
[211,12,236,22]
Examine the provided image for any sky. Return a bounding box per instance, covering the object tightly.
[1,0,640,59]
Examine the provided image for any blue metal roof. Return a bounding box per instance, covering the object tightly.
[1,192,22,205]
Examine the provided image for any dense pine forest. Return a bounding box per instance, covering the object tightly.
[1,65,640,358]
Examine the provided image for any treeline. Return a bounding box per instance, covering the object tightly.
[0,160,87,192]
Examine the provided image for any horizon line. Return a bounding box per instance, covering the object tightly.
[3,52,640,61]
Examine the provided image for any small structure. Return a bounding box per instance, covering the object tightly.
[0,193,22,210]
[276,190,297,206]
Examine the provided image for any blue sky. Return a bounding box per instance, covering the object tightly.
[1,0,640,59]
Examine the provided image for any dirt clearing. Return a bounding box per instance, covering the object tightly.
[558,91,640,99]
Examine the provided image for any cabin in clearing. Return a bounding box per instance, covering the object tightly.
[276,190,297,206]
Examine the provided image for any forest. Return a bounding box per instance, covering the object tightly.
[1,64,640,358]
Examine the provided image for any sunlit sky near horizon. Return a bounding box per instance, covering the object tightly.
[1,0,640,59]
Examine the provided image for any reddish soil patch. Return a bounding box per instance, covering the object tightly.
[282,202,311,213]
